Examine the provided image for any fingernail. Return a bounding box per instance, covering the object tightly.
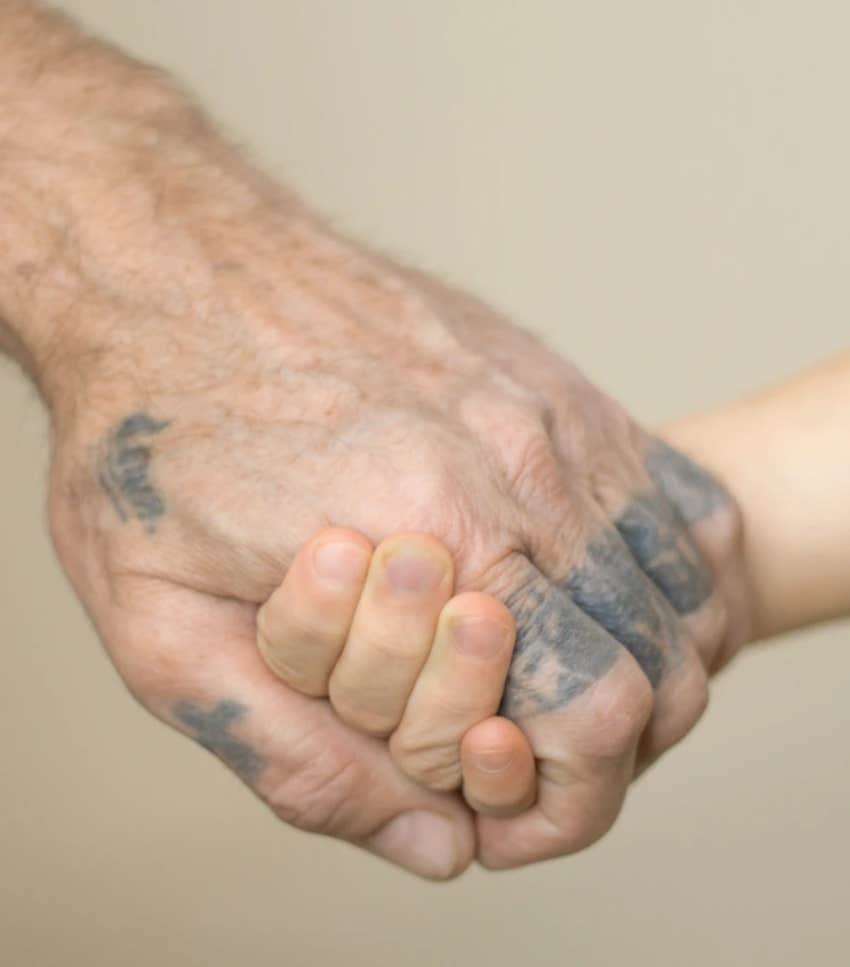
[452,617,510,659]
[470,748,514,774]
[368,810,463,881]
[385,551,446,594]
[313,541,369,587]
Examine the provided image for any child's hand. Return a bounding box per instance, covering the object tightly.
[256,527,536,817]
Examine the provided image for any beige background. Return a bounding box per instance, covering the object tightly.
[2,2,849,965]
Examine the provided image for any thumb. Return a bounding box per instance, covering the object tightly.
[106,582,475,880]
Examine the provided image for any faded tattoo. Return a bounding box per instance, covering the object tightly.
[502,441,729,720]
[98,412,170,533]
[175,700,265,782]
[567,529,676,686]
[501,575,621,719]
[616,494,714,615]
[646,439,730,526]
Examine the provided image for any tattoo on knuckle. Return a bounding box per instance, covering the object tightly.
[501,575,621,720]
[615,495,713,615]
[645,439,731,526]
[566,529,673,687]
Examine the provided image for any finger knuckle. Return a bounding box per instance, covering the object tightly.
[390,730,462,791]
[329,686,397,738]
[259,647,328,697]
[648,661,710,756]
[461,388,563,498]
[582,667,654,759]
[507,424,565,504]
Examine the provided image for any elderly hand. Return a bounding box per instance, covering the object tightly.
[1,3,751,878]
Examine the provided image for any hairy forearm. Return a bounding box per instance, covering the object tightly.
[0,0,166,371]
[0,1,309,403]
[664,353,850,640]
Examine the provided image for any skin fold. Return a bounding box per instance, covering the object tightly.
[0,1,754,878]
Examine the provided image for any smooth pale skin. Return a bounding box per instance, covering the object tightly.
[664,352,850,639]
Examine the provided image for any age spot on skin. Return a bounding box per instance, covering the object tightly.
[175,699,266,782]
[98,412,170,534]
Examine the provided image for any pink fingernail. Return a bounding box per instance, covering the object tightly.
[452,618,510,659]
[312,541,369,586]
[385,551,446,594]
[471,748,514,774]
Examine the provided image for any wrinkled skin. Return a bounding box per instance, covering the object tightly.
[45,198,751,877]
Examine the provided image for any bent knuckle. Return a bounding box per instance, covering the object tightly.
[506,423,565,505]
[581,668,654,759]
[329,687,397,738]
[390,731,462,791]
[647,661,710,758]
[259,647,328,697]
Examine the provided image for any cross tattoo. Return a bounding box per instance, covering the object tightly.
[175,699,265,782]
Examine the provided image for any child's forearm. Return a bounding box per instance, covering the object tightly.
[662,352,850,641]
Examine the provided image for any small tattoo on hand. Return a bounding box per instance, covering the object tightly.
[98,412,170,534]
[175,699,266,782]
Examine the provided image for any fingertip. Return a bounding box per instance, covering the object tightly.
[442,591,515,632]
[373,532,455,596]
[307,527,373,588]
[461,717,537,818]
[255,527,373,694]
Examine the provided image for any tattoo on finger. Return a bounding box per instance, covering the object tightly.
[175,699,266,782]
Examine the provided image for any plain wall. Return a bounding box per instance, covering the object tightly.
[2,3,848,965]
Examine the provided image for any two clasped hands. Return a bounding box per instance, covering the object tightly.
[5,0,848,883]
